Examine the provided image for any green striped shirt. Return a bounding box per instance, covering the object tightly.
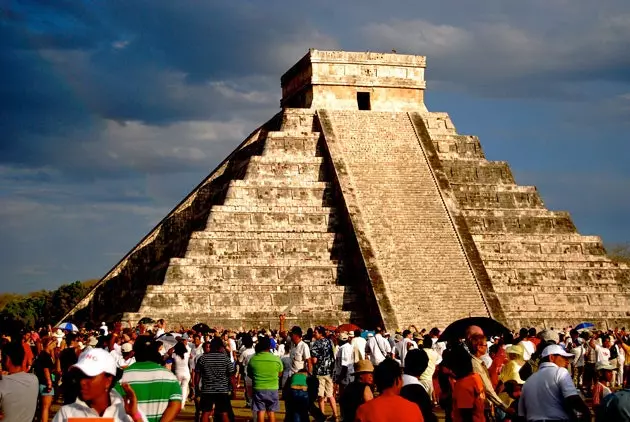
[115,361,182,422]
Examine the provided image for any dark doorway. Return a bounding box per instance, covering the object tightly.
[357,92,371,110]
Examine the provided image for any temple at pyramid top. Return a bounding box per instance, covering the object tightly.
[63,49,630,331]
[280,49,428,111]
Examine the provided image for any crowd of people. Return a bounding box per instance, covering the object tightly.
[2,317,630,421]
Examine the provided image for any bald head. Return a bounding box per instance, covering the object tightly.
[465,325,484,340]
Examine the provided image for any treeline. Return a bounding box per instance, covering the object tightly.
[0,279,98,330]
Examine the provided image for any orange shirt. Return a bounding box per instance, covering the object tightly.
[22,341,34,371]
[355,392,424,422]
[452,373,486,422]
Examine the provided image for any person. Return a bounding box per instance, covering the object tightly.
[21,332,34,372]
[284,364,310,422]
[310,326,338,420]
[394,330,417,368]
[33,337,58,422]
[154,320,166,338]
[247,336,283,422]
[116,336,182,422]
[289,327,311,375]
[59,332,81,405]
[518,344,590,422]
[171,342,190,409]
[400,349,437,422]
[339,359,374,422]
[238,334,256,408]
[52,348,144,422]
[117,342,136,370]
[450,346,485,422]
[419,336,438,399]
[0,342,39,422]
[194,338,234,422]
[468,334,510,415]
[596,387,630,421]
[592,362,615,407]
[355,358,423,422]
[334,332,354,396]
[352,330,367,363]
[497,344,525,391]
[366,328,391,366]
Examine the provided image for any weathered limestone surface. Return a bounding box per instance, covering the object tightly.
[413,112,630,329]
[64,49,630,331]
[317,110,496,329]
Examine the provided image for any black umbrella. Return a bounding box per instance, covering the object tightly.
[138,317,155,325]
[438,317,511,343]
[192,323,211,333]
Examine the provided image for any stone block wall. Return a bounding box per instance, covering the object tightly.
[414,112,630,329]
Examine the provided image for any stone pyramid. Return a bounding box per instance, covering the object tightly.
[66,50,630,330]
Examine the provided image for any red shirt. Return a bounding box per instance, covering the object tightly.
[452,373,486,422]
[355,392,424,422]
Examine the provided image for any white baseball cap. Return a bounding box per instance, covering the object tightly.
[121,342,133,353]
[73,348,117,376]
[541,344,574,359]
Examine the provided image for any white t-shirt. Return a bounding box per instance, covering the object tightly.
[290,340,311,374]
[520,340,536,361]
[335,342,355,378]
[53,390,147,422]
[595,345,611,365]
[228,339,237,363]
[0,372,39,422]
[239,348,256,377]
[173,352,190,378]
[366,334,391,366]
[117,356,136,369]
[420,348,439,385]
[351,336,367,362]
[395,338,418,366]
[189,344,203,370]
[518,362,579,421]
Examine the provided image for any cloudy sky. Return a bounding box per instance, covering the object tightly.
[2,0,629,294]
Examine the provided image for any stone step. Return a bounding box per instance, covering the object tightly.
[432,135,486,160]
[493,284,629,294]
[442,160,515,184]
[451,184,537,193]
[262,131,321,157]
[480,252,614,262]
[147,283,347,295]
[140,291,348,310]
[281,109,317,132]
[206,210,335,231]
[171,257,340,268]
[484,260,624,270]
[224,180,332,205]
[186,237,336,257]
[472,233,602,243]
[463,209,568,218]
[245,162,322,181]
[210,205,333,214]
[465,214,576,234]
[422,112,458,136]
[487,267,630,283]
[191,231,337,240]
[454,190,544,209]
[475,238,605,256]
[164,264,341,285]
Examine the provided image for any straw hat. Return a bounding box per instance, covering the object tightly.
[354,359,374,374]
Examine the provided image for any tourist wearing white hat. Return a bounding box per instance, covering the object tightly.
[52,348,146,422]
[518,345,590,421]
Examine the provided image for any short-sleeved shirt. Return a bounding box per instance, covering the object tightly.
[518,362,579,421]
[195,352,234,394]
[311,338,334,376]
[290,340,311,374]
[0,372,39,422]
[452,373,485,422]
[335,343,355,379]
[247,351,283,390]
[33,352,55,385]
[116,361,182,422]
[355,393,423,422]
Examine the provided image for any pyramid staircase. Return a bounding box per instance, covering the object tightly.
[123,110,370,328]
[418,112,630,328]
